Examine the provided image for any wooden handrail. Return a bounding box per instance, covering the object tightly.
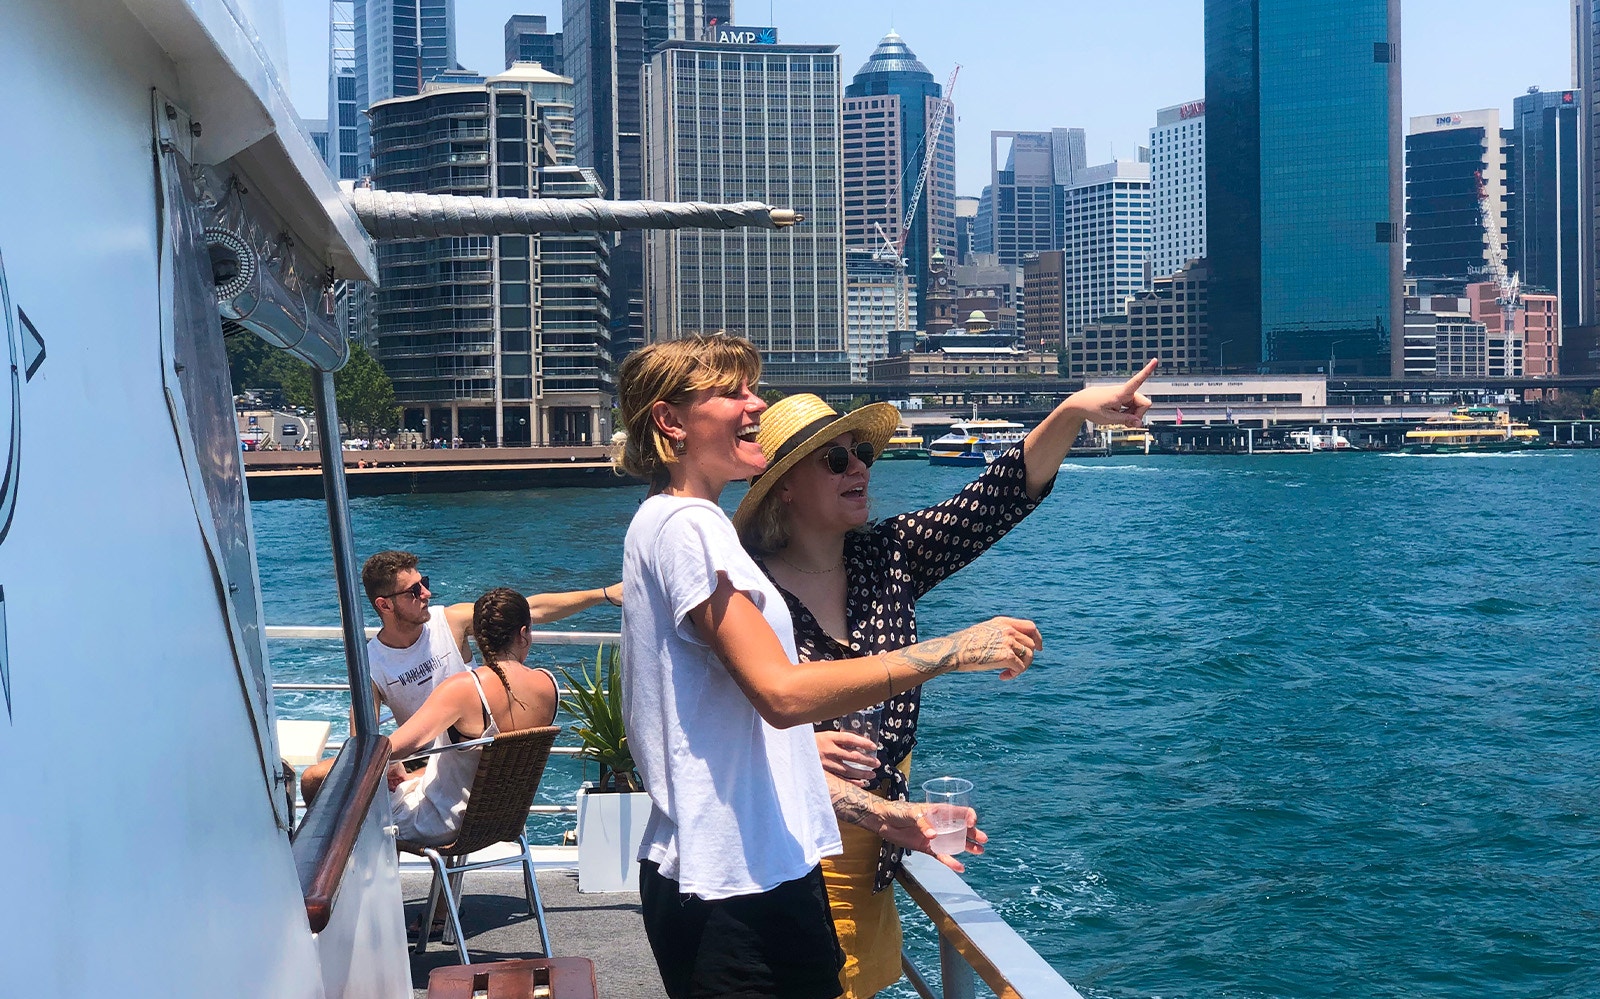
[291,731,391,932]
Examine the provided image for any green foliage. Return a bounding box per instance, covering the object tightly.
[336,342,400,438]
[1540,389,1600,420]
[845,394,873,413]
[558,644,640,792]
[759,387,787,404]
[225,335,398,437]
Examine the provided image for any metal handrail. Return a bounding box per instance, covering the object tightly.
[895,852,1082,999]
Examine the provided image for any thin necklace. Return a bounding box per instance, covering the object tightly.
[774,552,844,575]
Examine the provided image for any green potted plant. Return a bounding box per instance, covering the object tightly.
[560,644,648,892]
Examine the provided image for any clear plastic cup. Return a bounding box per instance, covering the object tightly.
[922,776,973,855]
[840,707,882,774]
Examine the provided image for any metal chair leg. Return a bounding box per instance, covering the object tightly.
[518,835,552,957]
[431,851,470,965]
[441,862,467,947]
[415,857,446,955]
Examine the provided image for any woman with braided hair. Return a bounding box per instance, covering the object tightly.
[386,587,560,846]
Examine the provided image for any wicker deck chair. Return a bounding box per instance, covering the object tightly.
[396,725,561,965]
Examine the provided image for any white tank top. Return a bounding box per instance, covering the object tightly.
[366,606,475,727]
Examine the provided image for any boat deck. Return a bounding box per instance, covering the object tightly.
[399,851,660,998]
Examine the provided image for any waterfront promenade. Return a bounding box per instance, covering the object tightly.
[244,446,634,499]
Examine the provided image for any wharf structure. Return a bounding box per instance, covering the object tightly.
[642,38,851,382]
[369,64,614,447]
[1205,0,1403,375]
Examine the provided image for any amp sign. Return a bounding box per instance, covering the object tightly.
[713,24,778,45]
[1179,100,1205,120]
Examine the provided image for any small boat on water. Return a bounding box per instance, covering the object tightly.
[1401,406,1546,453]
[1288,428,1359,451]
[1104,426,1157,455]
[879,424,931,460]
[928,418,1028,466]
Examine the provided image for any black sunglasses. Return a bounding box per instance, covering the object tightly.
[822,442,876,474]
[382,575,429,600]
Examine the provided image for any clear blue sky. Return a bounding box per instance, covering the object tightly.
[280,0,1571,196]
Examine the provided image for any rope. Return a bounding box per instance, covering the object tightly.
[351,189,801,240]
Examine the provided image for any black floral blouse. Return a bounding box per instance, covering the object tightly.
[760,445,1055,891]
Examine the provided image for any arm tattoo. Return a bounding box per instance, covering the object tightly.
[828,774,881,829]
[887,623,1008,677]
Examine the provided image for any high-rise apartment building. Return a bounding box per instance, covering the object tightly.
[1022,251,1065,355]
[354,0,458,173]
[1405,110,1508,281]
[841,31,957,330]
[986,129,1087,267]
[1205,0,1403,375]
[1061,161,1152,341]
[1150,100,1208,280]
[1509,88,1581,327]
[642,40,848,382]
[505,14,563,74]
[370,65,612,446]
[1067,259,1209,378]
[563,0,730,359]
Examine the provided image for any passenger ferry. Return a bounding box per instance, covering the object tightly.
[5,1,1082,995]
[1287,428,1358,451]
[928,418,1029,467]
[1105,426,1157,455]
[1402,407,1546,453]
[879,424,931,460]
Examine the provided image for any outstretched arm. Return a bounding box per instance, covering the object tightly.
[1022,357,1158,498]
[690,574,1040,729]
[828,775,985,874]
[442,582,624,654]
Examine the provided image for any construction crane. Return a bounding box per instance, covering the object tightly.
[1475,169,1521,337]
[875,64,961,332]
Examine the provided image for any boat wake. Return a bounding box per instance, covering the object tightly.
[1379,450,1567,460]
[1059,462,1159,473]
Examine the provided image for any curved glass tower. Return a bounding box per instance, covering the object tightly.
[843,31,956,330]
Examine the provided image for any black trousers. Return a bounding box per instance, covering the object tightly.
[639,859,845,999]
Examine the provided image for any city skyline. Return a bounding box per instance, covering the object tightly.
[280,0,1569,197]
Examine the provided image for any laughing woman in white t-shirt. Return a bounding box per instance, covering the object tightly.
[614,334,1043,999]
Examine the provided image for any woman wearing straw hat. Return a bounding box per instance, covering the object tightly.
[732,358,1158,999]
[614,334,1044,999]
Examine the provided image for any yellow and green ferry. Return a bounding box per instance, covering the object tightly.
[1402,407,1547,453]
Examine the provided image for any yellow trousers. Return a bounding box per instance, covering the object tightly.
[822,758,910,999]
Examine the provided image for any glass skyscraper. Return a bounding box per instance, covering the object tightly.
[354,0,458,174]
[1509,88,1581,328]
[1205,0,1402,375]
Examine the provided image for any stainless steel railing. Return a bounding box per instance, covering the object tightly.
[267,626,1081,998]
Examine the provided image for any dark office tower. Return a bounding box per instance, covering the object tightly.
[842,31,957,331]
[354,0,458,174]
[973,186,995,257]
[505,14,563,74]
[986,129,1086,268]
[1509,88,1582,327]
[1204,0,1403,375]
[563,0,731,359]
[1577,0,1599,323]
[1405,110,1509,281]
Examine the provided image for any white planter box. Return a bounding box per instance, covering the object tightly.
[575,788,650,893]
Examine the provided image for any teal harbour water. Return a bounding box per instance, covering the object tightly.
[255,450,1600,999]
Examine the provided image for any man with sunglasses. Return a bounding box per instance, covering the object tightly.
[300,549,622,803]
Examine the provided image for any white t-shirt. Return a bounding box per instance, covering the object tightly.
[621,494,841,900]
[367,605,475,727]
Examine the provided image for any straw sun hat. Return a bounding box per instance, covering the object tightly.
[733,394,901,533]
